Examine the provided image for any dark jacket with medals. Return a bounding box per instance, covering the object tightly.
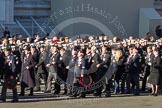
[2,54,16,78]
[12,50,22,75]
[97,53,111,79]
[48,51,60,73]
[74,57,87,78]
[57,53,68,80]
[87,53,101,74]
[128,54,141,74]
[36,51,48,74]
[114,56,125,80]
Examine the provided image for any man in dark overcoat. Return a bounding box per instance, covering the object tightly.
[0,48,18,102]
[19,46,36,96]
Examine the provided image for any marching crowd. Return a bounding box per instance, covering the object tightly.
[0,32,162,103]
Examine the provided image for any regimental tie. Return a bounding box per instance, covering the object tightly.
[101,54,105,61]
[24,57,26,63]
[127,55,133,64]
[5,56,10,64]
[147,53,151,61]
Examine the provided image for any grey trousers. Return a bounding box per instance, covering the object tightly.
[46,72,57,91]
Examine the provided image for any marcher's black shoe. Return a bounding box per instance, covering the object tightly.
[141,88,145,92]
[0,99,6,102]
[28,93,33,96]
[94,92,101,97]
[154,93,158,96]
[125,91,131,94]
[19,93,25,96]
[69,94,77,98]
[134,93,140,96]
[104,93,111,97]
[78,96,85,98]
[94,93,101,98]
[149,93,154,96]
[78,93,86,98]
[11,99,19,103]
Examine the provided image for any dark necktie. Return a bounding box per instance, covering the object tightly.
[102,55,105,61]
[88,55,92,63]
[127,55,133,63]
[24,56,28,63]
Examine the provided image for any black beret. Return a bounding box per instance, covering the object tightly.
[40,46,45,49]
[24,46,31,51]
[31,46,36,48]
[111,46,118,50]
[134,47,139,50]
[73,46,79,51]
[51,44,58,48]
[4,47,11,52]
[79,49,85,53]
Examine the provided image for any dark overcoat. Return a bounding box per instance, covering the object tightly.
[21,54,36,88]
